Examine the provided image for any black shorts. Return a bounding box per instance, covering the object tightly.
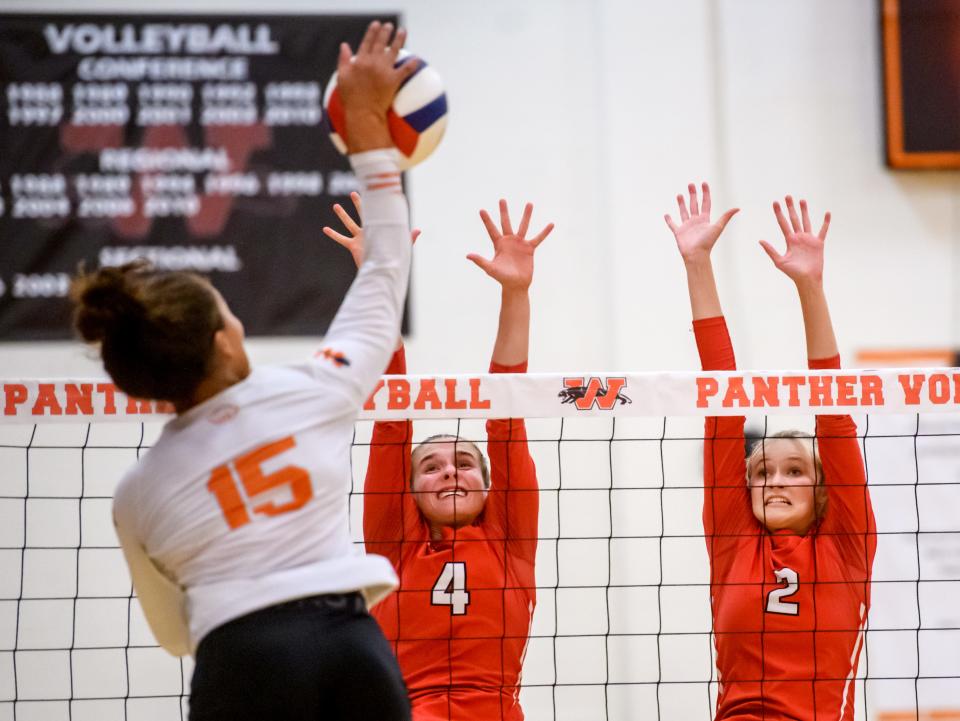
[189,592,411,721]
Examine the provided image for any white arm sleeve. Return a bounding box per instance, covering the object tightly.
[113,512,191,657]
[315,149,411,405]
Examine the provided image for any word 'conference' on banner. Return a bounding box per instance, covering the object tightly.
[0,13,407,340]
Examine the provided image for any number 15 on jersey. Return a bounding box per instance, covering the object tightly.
[432,562,470,615]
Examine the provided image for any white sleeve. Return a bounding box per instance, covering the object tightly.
[113,501,191,657]
[313,148,411,405]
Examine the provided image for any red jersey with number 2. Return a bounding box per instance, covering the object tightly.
[364,348,538,721]
[695,317,876,721]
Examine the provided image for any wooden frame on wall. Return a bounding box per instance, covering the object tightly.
[882,0,960,169]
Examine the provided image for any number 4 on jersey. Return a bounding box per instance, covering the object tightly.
[432,562,470,615]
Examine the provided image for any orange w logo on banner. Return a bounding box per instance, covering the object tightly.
[559,377,632,410]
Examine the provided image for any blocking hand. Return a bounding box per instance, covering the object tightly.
[323,191,420,268]
[664,182,739,263]
[759,196,830,287]
[468,200,554,292]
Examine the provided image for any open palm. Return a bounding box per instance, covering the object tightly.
[322,191,420,267]
[759,196,830,286]
[468,200,553,291]
[665,182,739,262]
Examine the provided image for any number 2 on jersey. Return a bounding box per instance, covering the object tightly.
[766,567,800,615]
[432,562,470,615]
[207,435,313,530]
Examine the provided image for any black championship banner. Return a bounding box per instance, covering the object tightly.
[0,13,407,340]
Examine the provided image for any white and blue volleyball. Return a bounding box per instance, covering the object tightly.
[324,50,448,170]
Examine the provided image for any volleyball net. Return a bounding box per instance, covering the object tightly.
[1,368,959,721]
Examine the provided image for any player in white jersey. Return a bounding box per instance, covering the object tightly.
[70,21,417,721]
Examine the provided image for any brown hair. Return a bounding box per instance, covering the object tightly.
[410,434,491,489]
[70,261,222,404]
[746,431,829,521]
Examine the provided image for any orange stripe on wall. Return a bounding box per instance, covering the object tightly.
[855,348,957,366]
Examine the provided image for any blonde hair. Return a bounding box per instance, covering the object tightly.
[409,434,491,489]
[745,431,829,521]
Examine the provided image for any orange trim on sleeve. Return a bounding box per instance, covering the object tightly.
[489,360,528,374]
[367,181,402,191]
[808,354,841,370]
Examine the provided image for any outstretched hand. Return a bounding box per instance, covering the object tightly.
[323,191,420,268]
[468,200,554,292]
[664,182,739,263]
[336,21,419,153]
[759,196,830,288]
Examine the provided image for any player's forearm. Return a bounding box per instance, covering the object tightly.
[369,347,411,473]
[490,288,530,367]
[692,315,736,371]
[487,417,537,480]
[344,110,392,154]
[353,150,409,288]
[696,317,747,487]
[114,523,190,656]
[323,150,410,397]
[684,257,723,321]
[703,415,747,489]
[487,423,539,548]
[364,422,412,545]
[795,280,839,361]
[817,423,875,546]
[384,344,407,374]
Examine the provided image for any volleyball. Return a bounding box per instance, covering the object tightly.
[324,50,448,170]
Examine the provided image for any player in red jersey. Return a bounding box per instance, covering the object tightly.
[324,197,552,720]
[665,183,876,720]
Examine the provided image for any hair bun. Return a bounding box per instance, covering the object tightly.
[71,264,147,343]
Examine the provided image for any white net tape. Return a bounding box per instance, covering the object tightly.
[3,368,960,423]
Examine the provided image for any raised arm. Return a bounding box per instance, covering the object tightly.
[665,182,738,321]
[314,22,419,405]
[665,183,755,555]
[467,200,553,366]
[468,200,552,561]
[363,347,422,564]
[761,197,875,570]
[759,196,837,359]
[323,195,423,562]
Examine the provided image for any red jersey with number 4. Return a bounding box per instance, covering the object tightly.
[695,317,876,721]
[364,348,538,721]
